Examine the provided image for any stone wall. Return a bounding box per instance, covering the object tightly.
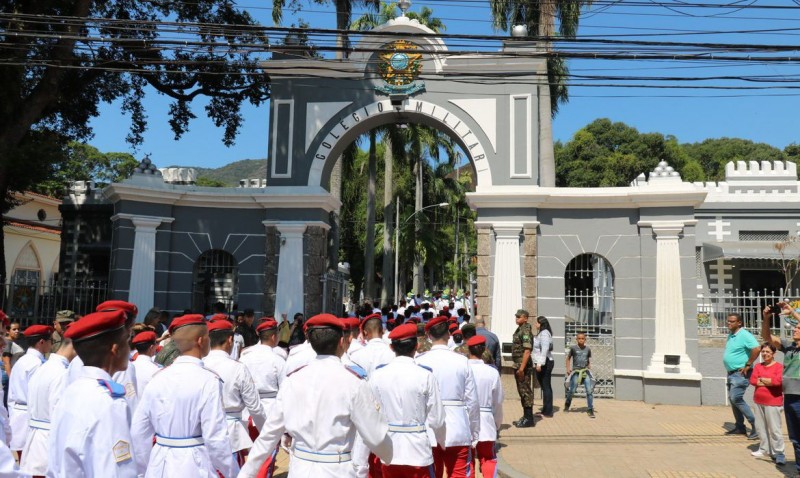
[476,225,492,327]
[304,225,328,316]
[522,226,537,317]
[263,226,280,315]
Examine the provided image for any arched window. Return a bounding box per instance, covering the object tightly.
[12,242,41,285]
[564,253,614,337]
[192,250,239,314]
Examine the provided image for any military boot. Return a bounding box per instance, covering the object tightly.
[514,407,535,428]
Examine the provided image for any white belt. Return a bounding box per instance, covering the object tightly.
[225,412,242,421]
[293,447,352,463]
[388,423,426,433]
[29,419,50,431]
[442,400,464,407]
[155,435,205,448]
[12,403,27,411]
[259,391,278,399]
[480,407,493,413]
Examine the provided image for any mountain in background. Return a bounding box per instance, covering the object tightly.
[168,158,267,186]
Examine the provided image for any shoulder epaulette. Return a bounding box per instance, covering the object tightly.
[286,365,307,377]
[97,379,126,399]
[416,351,428,358]
[345,364,367,379]
[375,363,388,370]
[417,364,433,372]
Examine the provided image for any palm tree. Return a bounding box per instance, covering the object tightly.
[489,0,593,187]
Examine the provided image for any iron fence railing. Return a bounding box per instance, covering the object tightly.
[0,280,109,327]
[697,289,799,339]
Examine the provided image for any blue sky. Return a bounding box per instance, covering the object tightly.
[88,1,800,169]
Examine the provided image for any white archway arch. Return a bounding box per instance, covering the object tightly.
[307,98,493,188]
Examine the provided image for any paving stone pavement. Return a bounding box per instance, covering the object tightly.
[496,374,796,478]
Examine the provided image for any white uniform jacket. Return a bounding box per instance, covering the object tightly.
[68,356,139,412]
[131,355,160,394]
[240,355,393,478]
[415,345,480,447]
[8,348,45,450]
[46,367,137,477]
[350,338,396,378]
[20,354,69,475]
[369,356,446,466]
[0,406,29,478]
[468,359,504,442]
[282,342,316,378]
[203,350,267,452]
[130,356,233,478]
[239,344,285,417]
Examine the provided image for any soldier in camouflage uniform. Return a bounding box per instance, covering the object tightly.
[512,309,535,428]
[458,324,494,364]
[416,323,432,354]
[51,310,75,354]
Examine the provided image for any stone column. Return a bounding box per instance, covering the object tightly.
[475,225,492,327]
[644,221,701,379]
[125,215,174,318]
[490,224,523,345]
[263,224,280,315]
[521,225,538,317]
[273,223,307,322]
[304,224,330,316]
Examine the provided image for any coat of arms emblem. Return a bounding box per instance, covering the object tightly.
[377,40,425,95]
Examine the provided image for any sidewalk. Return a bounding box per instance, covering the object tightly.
[497,374,795,478]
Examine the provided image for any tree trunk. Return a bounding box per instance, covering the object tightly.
[538,3,556,187]
[364,130,377,301]
[414,156,424,295]
[380,135,394,306]
[0,167,7,287]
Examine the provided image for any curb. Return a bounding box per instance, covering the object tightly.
[497,445,532,478]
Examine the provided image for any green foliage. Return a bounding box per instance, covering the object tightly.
[195,176,228,187]
[682,138,786,181]
[33,142,138,197]
[190,159,267,186]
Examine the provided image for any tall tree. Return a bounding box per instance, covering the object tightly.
[0,1,270,284]
[489,0,593,187]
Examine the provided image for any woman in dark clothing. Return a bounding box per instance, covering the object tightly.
[534,316,555,417]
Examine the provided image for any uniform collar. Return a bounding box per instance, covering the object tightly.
[314,354,342,364]
[81,366,113,382]
[393,355,413,364]
[48,353,70,368]
[468,359,483,364]
[26,347,45,362]
[173,355,204,367]
[431,344,450,351]
[367,338,384,345]
[207,349,230,359]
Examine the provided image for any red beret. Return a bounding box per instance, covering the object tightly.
[305,313,344,331]
[443,306,449,311]
[65,311,125,341]
[388,323,417,341]
[210,313,229,322]
[96,300,138,319]
[448,323,459,332]
[343,317,360,331]
[0,310,8,328]
[451,329,462,337]
[208,320,234,333]
[168,314,206,334]
[132,330,157,344]
[424,315,449,332]
[466,335,486,347]
[364,313,382,322]
[256,318,278,333]
[23,324,54,338]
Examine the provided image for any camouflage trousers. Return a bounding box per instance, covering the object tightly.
[515,366,534,408]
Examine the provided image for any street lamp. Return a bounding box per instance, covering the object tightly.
[394,202,448,303]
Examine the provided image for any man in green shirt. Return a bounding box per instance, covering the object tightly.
[723,313,760,439]
[512,309,535,428]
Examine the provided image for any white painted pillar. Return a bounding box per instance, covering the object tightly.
[125,215,174,318]
[644,221,700,379]
[490,224,523,345]
[273,223,307,322]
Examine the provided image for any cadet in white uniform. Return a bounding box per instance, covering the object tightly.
[130,314,233,478]
[240,314,393,478]
[202,319,267,473]
[47,309,137,477]
[130,330,161,394]
[239,318,285,477]
[8,325,52,455]
[21,335,75,475]
[466,335,504,478]
[350,315,395,378]
[415,316,480,478]
[282,334,316,378]
[369,323,446,478]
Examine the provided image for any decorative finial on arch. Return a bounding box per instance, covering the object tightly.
[398,0,411,17]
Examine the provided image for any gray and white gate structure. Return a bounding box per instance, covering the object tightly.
[98,17,711,405]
